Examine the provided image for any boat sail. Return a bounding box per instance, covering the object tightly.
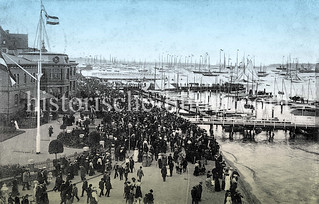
[257,64,269,77]
[235,58,259,83]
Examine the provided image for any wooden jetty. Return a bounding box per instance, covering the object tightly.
[137,89,318,132]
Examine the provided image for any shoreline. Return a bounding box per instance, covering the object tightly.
[222,149,261,204]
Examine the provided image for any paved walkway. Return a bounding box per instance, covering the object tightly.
[0,114,250,203]
[12,154,227,204]
[0,113,85,166]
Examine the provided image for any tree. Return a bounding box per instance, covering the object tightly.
[49,140,64,159]
[88,131,100,147]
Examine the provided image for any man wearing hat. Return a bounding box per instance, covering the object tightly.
[161,166,167,182]
[22,169,31,190]
[137,166,144,181]
[144,189,154,204]
[191,186,199,204]
[196,182,203,201]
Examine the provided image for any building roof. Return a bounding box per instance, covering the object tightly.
[0,26,28,49]
[2,53,35,65]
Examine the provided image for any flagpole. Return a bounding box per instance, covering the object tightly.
[36,2,44,154]
[7,67,10,126]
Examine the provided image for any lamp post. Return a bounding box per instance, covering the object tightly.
[128,122,132,152]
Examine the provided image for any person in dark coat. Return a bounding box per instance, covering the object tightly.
[81,178,88,197]
[158,156,162,169]
[72,184,80,202]
[86,184,93,204]
[53,174,63,192]
[105,180,112,197]
[80,165,86,181]
[196,182,203,201]
[129,157,135,173]
[21,194,29,204]
[134,180,143,203]
[11,178,19,197]
[118,166,124,180]
[14,196,20,204]
[113,163,119,179]
[168,153,173,164]
[124,166,130,181]
[169,162,174,177]
[215,177,221,192]
[98,178,104,197]
[191,186,199,204]
[143,189,154,204]
[49,125,53,137]
[161,166,167,182]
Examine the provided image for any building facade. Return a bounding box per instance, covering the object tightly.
[0,26,30,55]
[0,52,78,125]
[0,27,78,125]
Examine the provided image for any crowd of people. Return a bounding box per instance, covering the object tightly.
[0,79,245,204]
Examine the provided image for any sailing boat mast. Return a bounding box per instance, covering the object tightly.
[307,78,310,103]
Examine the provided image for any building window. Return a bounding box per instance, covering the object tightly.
[14,94,19,106]
[66,68,69,79]
[24,73,27,83]
[51,68,61,79]
[2,40,5,45]
[16,74,19,84]
[31,73,36,83]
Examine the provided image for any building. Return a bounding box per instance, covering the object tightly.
[19,52,77,98]
[0,26,31,55]
[0,27,78,126]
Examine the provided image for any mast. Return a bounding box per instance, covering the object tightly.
[307,78,310,103]
[219,49,223,72]
[154,61,157,89]
[274,76,277,96]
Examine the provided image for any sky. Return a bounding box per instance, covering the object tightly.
[0,0,318,65]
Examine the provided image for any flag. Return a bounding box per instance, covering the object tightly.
[0,52,16,86]
[45,14,59,25]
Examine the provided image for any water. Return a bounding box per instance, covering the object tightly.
[215,130,319,204]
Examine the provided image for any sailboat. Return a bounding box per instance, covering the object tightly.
[299,63,315,73]
[257,64,269,77]
[278,78,285,95]
[284,59,303,83]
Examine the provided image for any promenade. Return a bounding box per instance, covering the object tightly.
[0,113,83,166]
[0,115,251,204]
[6,152,229,204]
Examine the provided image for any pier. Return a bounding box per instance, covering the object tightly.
[138,89,318,133]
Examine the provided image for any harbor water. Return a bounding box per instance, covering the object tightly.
[198,125,319,204]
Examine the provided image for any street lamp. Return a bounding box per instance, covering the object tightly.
[128,122,133,152]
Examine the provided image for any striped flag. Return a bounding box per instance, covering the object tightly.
[45,14,59,25]
[0,52,16,86]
